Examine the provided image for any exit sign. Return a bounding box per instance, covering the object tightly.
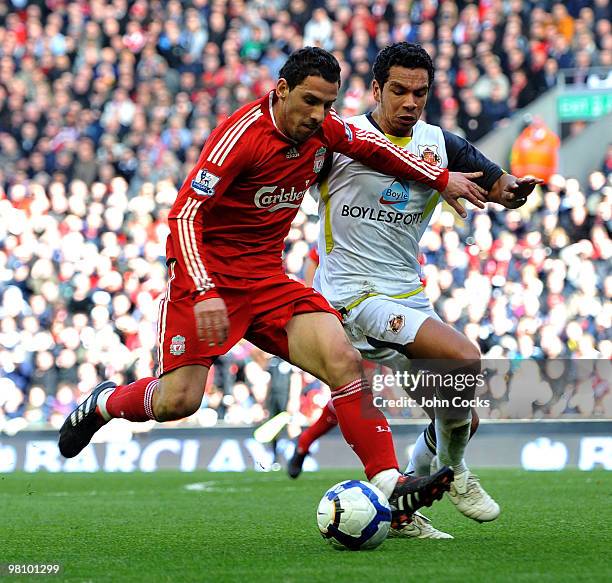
[557,93,612,121]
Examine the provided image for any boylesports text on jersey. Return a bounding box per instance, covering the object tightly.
[341,203,424,225]
[254,181,311,212]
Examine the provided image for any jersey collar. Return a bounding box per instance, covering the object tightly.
[268,91,296,143]
[366,112,413,147]
[365,111,384,134]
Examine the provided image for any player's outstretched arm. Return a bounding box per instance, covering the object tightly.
[488,174,544,209]
[324,111,448,190]
[441,171,489,218]
[323,113,488,217]
[442,129,543,211]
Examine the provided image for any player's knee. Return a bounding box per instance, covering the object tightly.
[155,386,202,421]
[470,409,480,436]
[326,343,363,388]
[466,343,482,364]
[451,342,481,374]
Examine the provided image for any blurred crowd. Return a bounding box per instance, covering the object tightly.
[0,0,610,173]
[0,0,611,432]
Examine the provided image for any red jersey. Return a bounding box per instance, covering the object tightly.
[308,246,320,264]
[167,92,448,300]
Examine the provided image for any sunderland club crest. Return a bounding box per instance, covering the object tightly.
[170,335,186,356]
[313,146,327,173]
[386,314,405,334]
[417,144,442,166]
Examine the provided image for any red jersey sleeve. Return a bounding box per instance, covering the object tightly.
[168,104,263,301]
[322,110,449,192]
[308,246,320,264]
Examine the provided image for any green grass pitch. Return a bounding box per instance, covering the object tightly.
[2,469,610,582]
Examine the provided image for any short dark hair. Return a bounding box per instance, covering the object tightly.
[278,47,341,90]
[373,43,435,90]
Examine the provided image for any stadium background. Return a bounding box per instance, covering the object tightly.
[0,0,610,446]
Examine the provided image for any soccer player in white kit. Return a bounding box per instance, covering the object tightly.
[290,43,542,538]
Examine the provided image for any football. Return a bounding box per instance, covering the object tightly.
[316,480,392,550]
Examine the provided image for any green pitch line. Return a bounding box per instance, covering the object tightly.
[1,469,610,583]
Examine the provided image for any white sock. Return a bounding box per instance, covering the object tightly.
[435,416,470,474]
[432,455,468,474]
[371,468,402,500]
[406,431,434,476]
[96,387,116,422]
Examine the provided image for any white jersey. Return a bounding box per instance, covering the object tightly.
[313,114,448,308]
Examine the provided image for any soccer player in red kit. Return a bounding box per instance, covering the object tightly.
[59,48,487,523]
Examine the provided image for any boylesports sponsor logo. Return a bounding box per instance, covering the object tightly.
[341,204,424,225]
[254,182,310,212]
[379,179,410,210]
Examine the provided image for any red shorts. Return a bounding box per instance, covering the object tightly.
[156,261,341,375]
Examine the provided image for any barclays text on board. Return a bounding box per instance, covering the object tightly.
[1,423,611,473]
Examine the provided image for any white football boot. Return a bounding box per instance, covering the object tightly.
[432,457,500,522]
[389,511,454,539]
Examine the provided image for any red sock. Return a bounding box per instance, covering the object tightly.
[297,401,338,454]
[104,377,158,421]
[332,378,398,480]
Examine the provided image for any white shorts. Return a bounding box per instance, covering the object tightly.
[342,291,441,370]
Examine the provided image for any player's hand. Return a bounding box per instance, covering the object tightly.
[499,175,544,209]
[194,297,229,347]
[441,171,488,218]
